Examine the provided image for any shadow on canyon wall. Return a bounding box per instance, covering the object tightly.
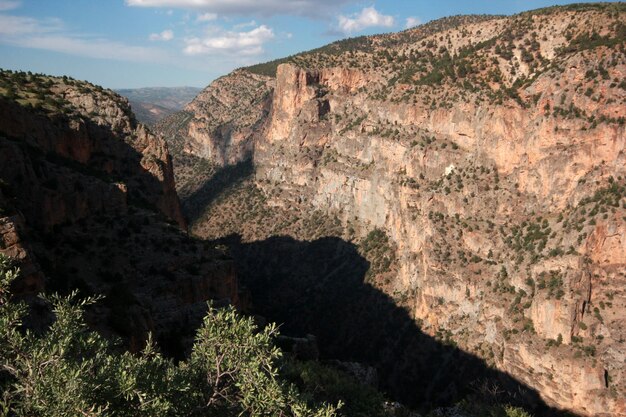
[0,97,175,230]
[172,145,581,415]
[0,99,235,350]
[182,159,254,223]
[3,95,580,415]
[218,233,577,416]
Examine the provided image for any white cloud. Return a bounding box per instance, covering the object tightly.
[0,14,62,35]
[405,16,421,29]
[0,0,20,11]
[0,13,166,62]
[337,6,394,34]
[149,29,174,41]
[183,24,274,56]
[233,20,256,29]
[196,12,217,21]
[126,0,353,18]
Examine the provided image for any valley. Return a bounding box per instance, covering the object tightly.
[156,4,626,416]
[116,86,202,126]
[0,3,624,416]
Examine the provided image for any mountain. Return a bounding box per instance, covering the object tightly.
[155,3,626,416]
[116,86,201,126]
[0,70,239,352]
[0,70,537,417]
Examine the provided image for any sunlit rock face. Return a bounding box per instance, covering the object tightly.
[158,6,626,416]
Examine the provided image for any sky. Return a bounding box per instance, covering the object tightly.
[0,0,617,89]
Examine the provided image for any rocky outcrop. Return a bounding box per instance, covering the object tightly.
[0,215,44,295]
[179,70,273,166]
[503,342,615,416]
[0,89,185,229]
[0,71,240,351]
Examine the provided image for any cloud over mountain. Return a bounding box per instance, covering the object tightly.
[183,24,274,56]
[337,6,394,34]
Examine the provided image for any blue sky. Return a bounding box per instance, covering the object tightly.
[0,0,616,88]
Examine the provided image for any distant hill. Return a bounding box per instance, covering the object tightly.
[116,86,201,125]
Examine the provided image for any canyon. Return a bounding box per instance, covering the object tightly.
[156,4,625,416]
[0,3,624,416]
[0,72,239,353]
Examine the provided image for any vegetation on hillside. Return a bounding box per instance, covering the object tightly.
[0,68,137,126]
[244,3,625,121]
[0,254,339,417]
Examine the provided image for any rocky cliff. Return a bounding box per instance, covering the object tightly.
[0,70,239,352]
[158,4,626,416]
[0,77,186,229]
[177,70,273,166]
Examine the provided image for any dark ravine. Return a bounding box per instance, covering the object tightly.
[156,4,626,416]
[219,233,578,416]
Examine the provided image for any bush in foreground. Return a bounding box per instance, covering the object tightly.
[0,254,338,417]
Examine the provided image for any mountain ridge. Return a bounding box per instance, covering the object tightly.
[155,4,626,416]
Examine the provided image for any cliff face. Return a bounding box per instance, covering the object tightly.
[158,4,626,416]
[178,70,273,166]
[0,71,239,351]
[254,63,625,415]
[0,83,186,229]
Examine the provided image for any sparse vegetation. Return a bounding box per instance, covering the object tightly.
[3,3,623,415]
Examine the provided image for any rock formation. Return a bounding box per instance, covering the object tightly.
[0,71,239,352]
[158,4,626,416]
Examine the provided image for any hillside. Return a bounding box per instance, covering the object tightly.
[155,4,626,416]
[0,69,544,417]
[0,69,239,353]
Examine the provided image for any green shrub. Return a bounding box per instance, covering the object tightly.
[0,254,338,417]
[282,360,386,417]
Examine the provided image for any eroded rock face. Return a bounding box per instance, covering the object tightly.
[0,72,240,352]
[0,90,185,229]
[0,215,44,295]
[159,6,626,416]
[253,61,626,415]
[181,70,273,166]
